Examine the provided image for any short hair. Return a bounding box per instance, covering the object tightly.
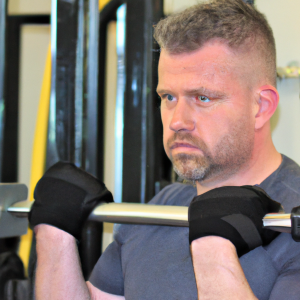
[154,0,276,86]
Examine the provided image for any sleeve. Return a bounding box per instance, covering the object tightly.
[240,246,278,300]
[268,256,300,300]
[266,233,300,300]
[88,239,124,296]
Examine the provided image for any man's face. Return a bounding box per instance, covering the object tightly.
[157,40,258,183]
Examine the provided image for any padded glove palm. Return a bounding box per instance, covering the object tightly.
[189,185,282,257]
[29,161,113,240]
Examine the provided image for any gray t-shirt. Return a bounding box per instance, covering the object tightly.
[89,155,300,299]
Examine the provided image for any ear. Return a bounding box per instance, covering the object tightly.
[255,85,279,130]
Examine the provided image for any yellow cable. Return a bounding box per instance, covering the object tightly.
[18,44,51,271]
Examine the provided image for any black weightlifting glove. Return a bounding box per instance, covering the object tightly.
[29,161,113,240]
[188,185,282,257]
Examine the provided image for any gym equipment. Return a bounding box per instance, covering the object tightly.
[0,184,28,238]
[0,0,6,182]
[1,182,298,240]
[10,201,292,233]
[0,252,26,299]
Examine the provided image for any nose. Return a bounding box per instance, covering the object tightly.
[169,99,195,132]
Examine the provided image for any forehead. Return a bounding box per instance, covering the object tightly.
[157,41,246,92]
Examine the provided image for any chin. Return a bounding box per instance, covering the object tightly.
[173,161,208,182]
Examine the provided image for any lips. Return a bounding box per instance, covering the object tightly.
[170,142,199,150]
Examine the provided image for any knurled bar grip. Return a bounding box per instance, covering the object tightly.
[7,200,292,231]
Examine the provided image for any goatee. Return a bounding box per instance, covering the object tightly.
[168,125,254,182]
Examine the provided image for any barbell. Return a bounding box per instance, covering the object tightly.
[0,183,298,240]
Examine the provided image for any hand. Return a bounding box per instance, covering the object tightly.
[188,185,282,256]
[29,161,113,240]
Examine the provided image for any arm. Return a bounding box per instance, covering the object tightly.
[191,236,257,300]
[30,162,124,299]
[188,186,282,299]
[35,224,125,300]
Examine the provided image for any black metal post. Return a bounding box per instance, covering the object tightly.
[0,0,6,183]
[55,0,78,163]
[122,0,166,204]
[48,0,103,279]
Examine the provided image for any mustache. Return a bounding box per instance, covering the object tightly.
[167,132,209,153]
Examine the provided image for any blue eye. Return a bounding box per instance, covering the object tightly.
[198,95,210,103]
[167,94,174,101]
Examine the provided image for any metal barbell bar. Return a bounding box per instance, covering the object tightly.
[8,200,293,230]
[7,200,190,227]
[0,183,296,239]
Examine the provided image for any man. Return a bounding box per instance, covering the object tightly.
[31,0,300,299]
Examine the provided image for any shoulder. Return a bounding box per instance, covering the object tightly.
[260,155,300,212]
[148,182,197,206]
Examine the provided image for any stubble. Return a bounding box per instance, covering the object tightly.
[168,120,254,183]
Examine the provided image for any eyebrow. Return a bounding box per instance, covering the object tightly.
[156,89,171,95]
[185,87,227,98]
[156,87,227,99]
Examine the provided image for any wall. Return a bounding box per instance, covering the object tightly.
[17,25,50,187]
[8,0,51,15]
[256,0,300,165]
[102,21,117,252]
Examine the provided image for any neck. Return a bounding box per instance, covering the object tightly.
[196,131,282,195]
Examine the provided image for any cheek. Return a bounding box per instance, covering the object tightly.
[194,106,244,148]
[160,107,167,133]
[160,108,171,154]
[195,110,230,143]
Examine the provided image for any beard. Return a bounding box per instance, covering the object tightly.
[168,123,254,182]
